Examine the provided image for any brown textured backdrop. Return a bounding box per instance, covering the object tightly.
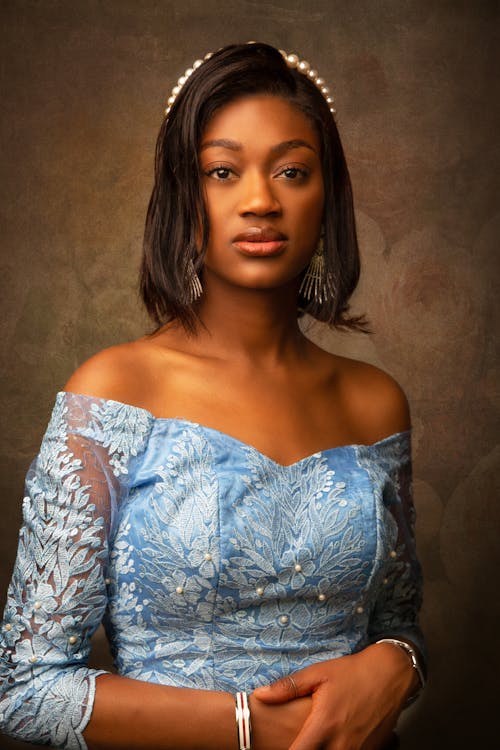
[1,1,498,748]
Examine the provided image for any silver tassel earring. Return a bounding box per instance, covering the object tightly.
[299,238,335,304]
[185,258,203,302]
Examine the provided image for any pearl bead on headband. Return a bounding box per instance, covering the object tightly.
[278,50,336,115]
[164,44,336,118]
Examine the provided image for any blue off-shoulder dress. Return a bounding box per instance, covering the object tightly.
[0,392,424,749]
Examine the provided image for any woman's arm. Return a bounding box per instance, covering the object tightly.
[84,674,311,750]
[0,393,116,748]
[365,429,425,665]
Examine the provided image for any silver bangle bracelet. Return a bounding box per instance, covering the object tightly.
[375,638,426,707]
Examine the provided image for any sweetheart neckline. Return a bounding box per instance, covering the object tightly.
[59,390,411,469]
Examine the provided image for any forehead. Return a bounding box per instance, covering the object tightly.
[200,95,320,152]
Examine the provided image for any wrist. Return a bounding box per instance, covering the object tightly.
[374,638,425,707]
[235,691,251,749]
[248,691,312,750]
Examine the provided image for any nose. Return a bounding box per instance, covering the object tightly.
[237,170,282,216]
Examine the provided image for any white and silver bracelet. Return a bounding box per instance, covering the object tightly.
[235,690,251,750]
[376,638,426,706]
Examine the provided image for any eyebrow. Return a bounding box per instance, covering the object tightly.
[199,138,317,155]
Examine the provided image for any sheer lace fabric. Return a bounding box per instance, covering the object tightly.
[0,392,424,749]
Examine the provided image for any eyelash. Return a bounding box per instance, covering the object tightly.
[204,164,310,182]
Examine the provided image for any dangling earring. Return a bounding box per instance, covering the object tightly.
[299,237,335,304]
[185,258,203,302]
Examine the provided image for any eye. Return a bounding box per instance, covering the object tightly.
[205,165,234,181]
[276,165,310,181]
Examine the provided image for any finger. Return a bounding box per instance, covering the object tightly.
[253,672,315,703]
[252,675,300,703]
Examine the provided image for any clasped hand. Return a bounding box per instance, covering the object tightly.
[250,643,414,750]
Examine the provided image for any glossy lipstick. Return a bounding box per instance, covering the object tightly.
[232,227,287,257]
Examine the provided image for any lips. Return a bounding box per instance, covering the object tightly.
[232,227,288,257]
[233,227,287,243]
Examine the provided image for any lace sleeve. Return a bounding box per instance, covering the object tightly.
[0,392,152,749]
[366,433,426,665]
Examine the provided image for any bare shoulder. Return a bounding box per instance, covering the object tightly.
[329,354,411,443]
[63,339,159,405]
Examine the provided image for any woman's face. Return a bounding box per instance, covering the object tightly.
[198,95,324,294]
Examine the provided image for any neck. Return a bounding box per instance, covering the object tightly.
[194,279,307,366]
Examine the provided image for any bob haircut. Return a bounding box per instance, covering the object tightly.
[141,42,367,332]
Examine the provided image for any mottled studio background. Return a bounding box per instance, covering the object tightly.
[1,1,498,748]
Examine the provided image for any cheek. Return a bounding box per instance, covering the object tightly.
[313,180,325,216]
[303,175,324,211]
[199,193,221,250]
[296,185,324,230]
[204,191,227,233]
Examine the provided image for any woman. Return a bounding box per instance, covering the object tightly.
[0,43,425,750]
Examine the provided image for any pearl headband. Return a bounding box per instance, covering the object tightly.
[164,44,336,118]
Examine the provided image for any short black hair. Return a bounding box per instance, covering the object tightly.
[141,42,367,332]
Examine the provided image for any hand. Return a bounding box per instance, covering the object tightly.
[249,693,312,750]
[252,643,417,750]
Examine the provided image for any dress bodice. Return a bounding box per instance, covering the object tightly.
[0,392,424,750]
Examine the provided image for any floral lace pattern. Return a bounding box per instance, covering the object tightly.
[0,393,424,748]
